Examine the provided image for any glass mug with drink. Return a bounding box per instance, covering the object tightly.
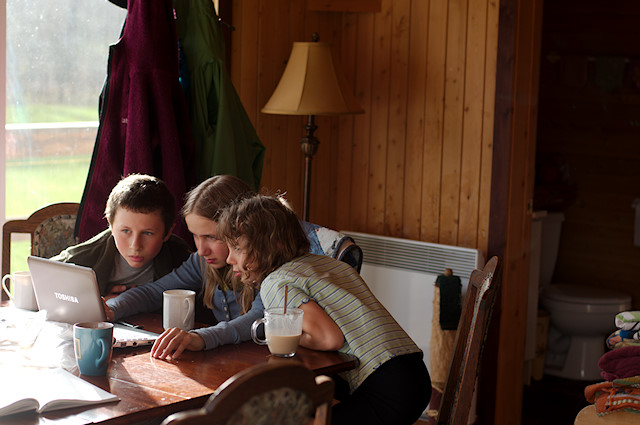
[251,307,304,357]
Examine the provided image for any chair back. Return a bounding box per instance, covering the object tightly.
[2,203,79,292]
[436,256,502,425]
[161,362,334,425]
[301,221,363,273]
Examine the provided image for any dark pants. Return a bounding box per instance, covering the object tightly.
[332,352,431,425]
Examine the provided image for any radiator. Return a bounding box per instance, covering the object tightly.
[342,231,484,368]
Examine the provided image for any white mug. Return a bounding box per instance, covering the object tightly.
[2,271,39,311]
[163,289,195,331]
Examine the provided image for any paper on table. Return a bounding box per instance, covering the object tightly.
[0,308,77,371]
[0,367,119,417]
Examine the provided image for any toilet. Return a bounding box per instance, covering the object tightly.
[534,211,632,381]
[540,284,631,380]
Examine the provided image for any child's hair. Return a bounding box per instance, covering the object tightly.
[182,175,255,312]
[104,174,175,236]
[218,194,310,284]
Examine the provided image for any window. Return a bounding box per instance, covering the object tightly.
[4,0,126,271]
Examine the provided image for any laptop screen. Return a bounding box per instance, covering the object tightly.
[28,256,107,324]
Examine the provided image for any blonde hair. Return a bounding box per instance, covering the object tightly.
[182,175,255,313]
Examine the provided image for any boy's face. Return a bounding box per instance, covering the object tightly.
[226,236,257,284]
[184,213,229,270]
[110,208,170,269]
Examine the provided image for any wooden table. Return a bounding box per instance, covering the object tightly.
[2,312,357,425]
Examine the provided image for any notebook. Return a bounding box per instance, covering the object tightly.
[27,256,159,348]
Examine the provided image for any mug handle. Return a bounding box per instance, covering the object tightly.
[183,297,194,327]
[251,318,267,345]
[95,336,110,368]
[2,275,14,300]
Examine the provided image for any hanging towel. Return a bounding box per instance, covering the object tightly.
[436,269,462,330]
[594,56,627,93]
[76,0,196,242]
[430,268,460,396]
[429,284,457,394]
[173,0,265,190]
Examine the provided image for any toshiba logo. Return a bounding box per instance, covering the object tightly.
[54,292,79,303]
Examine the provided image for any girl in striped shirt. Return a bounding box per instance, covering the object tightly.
[218,194,431,425]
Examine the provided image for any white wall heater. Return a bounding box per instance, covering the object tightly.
[342,231,484,369]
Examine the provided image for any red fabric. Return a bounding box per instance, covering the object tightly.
[76,0,195,242]
[598,346,640,381]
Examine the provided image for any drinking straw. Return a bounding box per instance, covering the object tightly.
[284,285,288,314]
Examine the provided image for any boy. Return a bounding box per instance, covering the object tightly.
[52,174,192,297]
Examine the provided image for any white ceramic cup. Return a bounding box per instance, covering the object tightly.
[251,308,304,357]
[163,289,195,331]
[2,271,38,311]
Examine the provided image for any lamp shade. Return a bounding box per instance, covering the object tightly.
[262,42,364,116]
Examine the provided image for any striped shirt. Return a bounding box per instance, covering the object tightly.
[260,253,421,391]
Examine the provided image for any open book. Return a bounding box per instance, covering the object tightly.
[0,367,119,417]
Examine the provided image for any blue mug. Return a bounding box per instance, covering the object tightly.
[73,322,114,376]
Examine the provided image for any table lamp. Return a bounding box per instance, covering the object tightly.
[262,34,363,221]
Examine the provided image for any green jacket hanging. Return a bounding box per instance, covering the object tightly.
[173,0,265,190]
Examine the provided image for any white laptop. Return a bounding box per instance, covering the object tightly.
[27,256,159,348]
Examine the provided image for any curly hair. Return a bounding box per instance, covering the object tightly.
[217,194,309,285]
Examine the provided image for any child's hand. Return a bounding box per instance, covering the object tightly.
[150,328,205,360]
[102,297,114,322]
[104,284,134,300]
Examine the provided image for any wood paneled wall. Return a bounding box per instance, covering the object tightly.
[228,1,542,424]
[230,0,500,255]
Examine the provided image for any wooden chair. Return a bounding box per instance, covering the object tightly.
[301,221,363,273]
[161,361,335,425]
[2,202,79,294]
[426,256,502,425]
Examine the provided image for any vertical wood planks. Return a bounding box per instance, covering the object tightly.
[367,0,392,233]
[458,0,489,248]
[440,0,468,246]
[230,0,499,256]
[332,12,359,230]
[384,0,410,237]
[349,13,375,232]
[478,0,500,256]
[421,0,448,243]
[403,0,429,241]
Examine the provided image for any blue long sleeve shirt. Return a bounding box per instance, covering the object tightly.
[105,253,263,350]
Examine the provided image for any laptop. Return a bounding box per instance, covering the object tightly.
[27,256,159,348]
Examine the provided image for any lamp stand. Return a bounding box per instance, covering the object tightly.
[300,114,318,222]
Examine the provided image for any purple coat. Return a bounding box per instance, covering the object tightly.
[76,0,195,242]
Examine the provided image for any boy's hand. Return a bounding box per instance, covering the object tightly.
[102,297,114,322]
[150,328,205,360]
[104,284,134,300]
